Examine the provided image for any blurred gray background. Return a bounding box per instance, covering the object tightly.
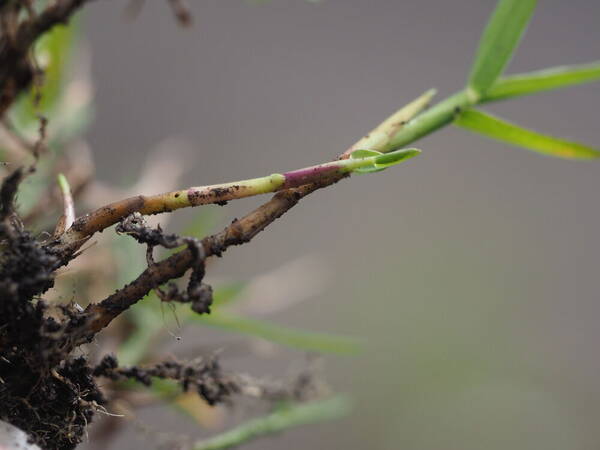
[82,1,600,449]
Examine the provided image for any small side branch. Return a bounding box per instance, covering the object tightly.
[78,183,326,344]
[93,354,236,406]
[116,213,213,314]
[53,174,75,238]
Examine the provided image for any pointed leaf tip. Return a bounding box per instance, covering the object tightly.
[350,148,420,174]
[455,109,600,160]
[375,148,421,166]
[483,61,600,102]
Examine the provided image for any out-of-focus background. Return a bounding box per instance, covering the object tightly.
[76,1,600,449]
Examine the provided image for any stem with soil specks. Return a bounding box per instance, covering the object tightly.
[57,148,420,247]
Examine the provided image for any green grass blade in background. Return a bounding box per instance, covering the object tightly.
[468,0,537,97]
[191,312,361,355]
[194,396,352,450]
[117,304,165,366]
[455,109,600,160]
[483,61,600,102]
[211,281,247,307]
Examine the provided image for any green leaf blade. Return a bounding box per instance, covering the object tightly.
[468,0,537,97]
[483,61,600,102]
[192,312,362,355]
[212,281,247,307]
[455,109,600,160]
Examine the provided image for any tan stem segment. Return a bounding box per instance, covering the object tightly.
[58,152,397,245]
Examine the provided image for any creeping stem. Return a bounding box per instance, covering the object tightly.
[56,81,492,251]
[59,151,417,246]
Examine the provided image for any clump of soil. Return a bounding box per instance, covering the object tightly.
[0,222,105,449]
[0,171,295,449]
[0,177,230,449]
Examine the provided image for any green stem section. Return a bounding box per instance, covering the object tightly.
[342,88,437,157]
[381,90,474,152]
[193,396,351,450]
[158,152,407,211]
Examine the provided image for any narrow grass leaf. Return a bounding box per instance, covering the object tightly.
[118,295,165,365]
[455,109,600,160]
[483,61,600,102]
[468,0,537,96]
[194,396,352,450]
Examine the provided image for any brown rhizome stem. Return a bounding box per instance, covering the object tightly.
[79,182,332,344]
[59,90,435,344]
[56,148,419,247]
